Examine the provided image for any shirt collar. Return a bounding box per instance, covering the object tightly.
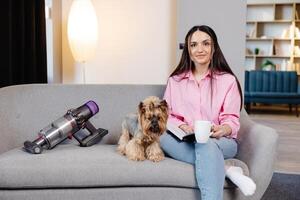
[181,70,217,81]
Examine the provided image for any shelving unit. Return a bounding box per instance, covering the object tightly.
[245,3,300,75]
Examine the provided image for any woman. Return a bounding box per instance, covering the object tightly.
[160,25,256,200]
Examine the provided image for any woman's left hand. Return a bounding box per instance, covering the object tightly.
[211,124,232,139]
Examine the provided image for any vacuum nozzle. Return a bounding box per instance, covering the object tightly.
[24,141,43,154]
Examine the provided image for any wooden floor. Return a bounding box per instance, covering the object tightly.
[248,104,300,174]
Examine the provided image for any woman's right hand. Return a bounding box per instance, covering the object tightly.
[179,124,194,134]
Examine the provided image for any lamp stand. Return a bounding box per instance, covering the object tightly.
[82,62,86,84]
[75,62,86,84]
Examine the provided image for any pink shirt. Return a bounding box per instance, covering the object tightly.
[163,70,241,138]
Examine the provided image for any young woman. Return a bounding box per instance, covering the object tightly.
[160,25,256,200]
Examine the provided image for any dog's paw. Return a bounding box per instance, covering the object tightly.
[124,138,146,161]
[147,153,165,162]
[145,143,165,162]
[127,154,146,161]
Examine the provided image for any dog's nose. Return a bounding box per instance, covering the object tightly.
[150,116,161,133]
[151,120,159,128]
[151,116,159,123]
[150,120,160,133]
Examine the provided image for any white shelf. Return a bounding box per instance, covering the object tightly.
[246,38,291,41]
[245,3,300,74]
[246,55,290,58]
[247,20,292,23]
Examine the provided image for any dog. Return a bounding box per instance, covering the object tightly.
[117,96,168,162]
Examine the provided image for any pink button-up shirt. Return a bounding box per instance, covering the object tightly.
[163,70,241,138]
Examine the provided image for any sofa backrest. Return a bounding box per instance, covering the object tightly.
[0,84,165,153]
[245,70,298,93]
[0,84,252,154]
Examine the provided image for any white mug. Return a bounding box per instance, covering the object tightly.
[194,120,212,143]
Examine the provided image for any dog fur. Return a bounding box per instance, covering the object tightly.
[117,96,168,162]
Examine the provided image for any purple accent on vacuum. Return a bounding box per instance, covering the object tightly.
[85,101,99,115]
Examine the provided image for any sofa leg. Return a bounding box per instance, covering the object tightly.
[289,104,292,113]
[296,105,299,117]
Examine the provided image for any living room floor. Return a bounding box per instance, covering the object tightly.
[248,104,300,174]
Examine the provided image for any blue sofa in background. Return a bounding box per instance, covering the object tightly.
[244,70,300,117]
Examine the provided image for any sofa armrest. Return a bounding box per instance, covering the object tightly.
[236,110,279,199]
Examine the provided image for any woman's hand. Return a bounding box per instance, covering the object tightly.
[179,124,194,134]
[211,124,232,139]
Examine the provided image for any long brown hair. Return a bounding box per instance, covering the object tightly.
[170,25,243,110]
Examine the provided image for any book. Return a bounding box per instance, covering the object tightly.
[166,121,195,142]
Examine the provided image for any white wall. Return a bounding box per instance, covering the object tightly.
[177,0,246,88]
[59,0,246,85]
[62,0,177,84]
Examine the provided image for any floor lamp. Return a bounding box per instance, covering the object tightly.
[67,0,98,84]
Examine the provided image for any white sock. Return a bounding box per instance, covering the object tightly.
[225,166,256,196]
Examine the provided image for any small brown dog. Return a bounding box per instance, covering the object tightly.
[117,96,168,162]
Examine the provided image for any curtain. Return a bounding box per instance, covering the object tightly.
[0,0,47,88]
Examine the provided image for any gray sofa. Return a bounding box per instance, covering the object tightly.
[0,84,278,200]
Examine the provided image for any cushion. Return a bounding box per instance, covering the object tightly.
[246,71,298,93]
[0,144,247,189]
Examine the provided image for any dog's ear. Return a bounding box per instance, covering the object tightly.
[159,100,168,113]
[138,102,145,114]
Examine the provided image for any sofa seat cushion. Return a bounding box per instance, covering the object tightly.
[249,92,300,98]
[0,144,243,190]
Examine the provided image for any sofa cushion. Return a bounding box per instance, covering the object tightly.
[0,144,243,190]
[247,71,298,93]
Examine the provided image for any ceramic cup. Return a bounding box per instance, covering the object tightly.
[194,120,212,143]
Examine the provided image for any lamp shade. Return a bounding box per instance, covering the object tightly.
[67,0,98,63]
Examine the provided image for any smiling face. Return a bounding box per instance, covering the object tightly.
[189,30,213,67]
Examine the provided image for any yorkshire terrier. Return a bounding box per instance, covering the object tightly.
[117,96,168,162]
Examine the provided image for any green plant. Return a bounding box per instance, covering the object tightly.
[261,59,276,71]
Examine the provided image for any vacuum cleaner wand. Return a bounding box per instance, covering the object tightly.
[24,101,108,154]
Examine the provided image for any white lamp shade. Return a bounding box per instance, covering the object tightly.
[67,0,98,63]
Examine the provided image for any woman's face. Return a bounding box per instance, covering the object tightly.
[189,30,213,67]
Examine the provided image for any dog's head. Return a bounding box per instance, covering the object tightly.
[138,96,168,139]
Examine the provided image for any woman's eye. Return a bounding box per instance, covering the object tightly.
[204,42,210,46]
[191,43,196,47]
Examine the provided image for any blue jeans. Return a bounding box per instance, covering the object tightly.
[160,133,237,200]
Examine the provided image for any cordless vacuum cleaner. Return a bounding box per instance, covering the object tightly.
[24,101,108,154]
